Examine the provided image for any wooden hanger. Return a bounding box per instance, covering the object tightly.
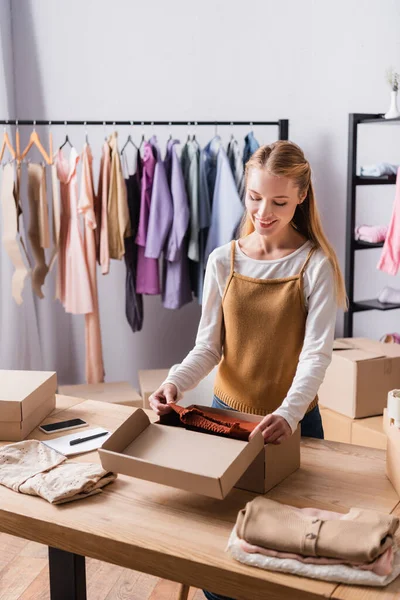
[21,123,51,164]
[0,128,16,161]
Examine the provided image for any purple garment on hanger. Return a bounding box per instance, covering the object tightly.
[135,141,160,294]
[145,136,173,260]
[162,139,192,310]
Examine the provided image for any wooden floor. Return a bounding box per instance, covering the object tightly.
[0,533,205,600]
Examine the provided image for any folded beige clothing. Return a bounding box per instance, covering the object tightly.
[19,462,117,504]
[0,440,116,504]
[227,527,400,587]
[236,497,399,563]
[0,440,66,490]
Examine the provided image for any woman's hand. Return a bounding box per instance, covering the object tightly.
[149,383,178,416]
[249,414,292,444]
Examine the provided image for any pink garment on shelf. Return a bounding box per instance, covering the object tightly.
[78,144,105,384]
[239,540,394,577]
[355,224,388,244]
[378,168,400,275]
[55,148,93,314]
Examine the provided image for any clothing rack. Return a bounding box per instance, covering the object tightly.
[344,112,400,337]
[0,119,289,140]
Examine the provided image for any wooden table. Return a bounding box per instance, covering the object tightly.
[0,395,399,600]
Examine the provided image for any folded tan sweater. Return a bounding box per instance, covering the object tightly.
[0,440,116,504]
[236,497,399,563]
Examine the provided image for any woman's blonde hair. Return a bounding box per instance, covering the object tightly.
[241,141,347,310]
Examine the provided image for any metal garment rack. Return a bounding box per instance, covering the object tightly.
[344,112,400,337]
[0,119,289,140]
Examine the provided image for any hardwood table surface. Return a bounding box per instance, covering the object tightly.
[0,395,399,600]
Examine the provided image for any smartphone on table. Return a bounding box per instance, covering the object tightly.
[39,418,88,435]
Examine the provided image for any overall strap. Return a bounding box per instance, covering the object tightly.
[299,245,317,278]
[230,240,236,275]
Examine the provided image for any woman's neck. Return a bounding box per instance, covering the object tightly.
[239,228,308,260]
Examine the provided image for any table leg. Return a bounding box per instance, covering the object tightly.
[177,583,190,599]
[48,546,87,600]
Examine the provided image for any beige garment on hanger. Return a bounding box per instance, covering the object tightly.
[27,163,50,298]
[79,144,105,384]
[48,162,61,272]
[107,132,131,260]
[1,162,31,304]
[97,141,111,274]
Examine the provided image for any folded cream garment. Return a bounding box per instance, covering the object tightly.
[227,527,400,587]
[236,496,399,563]
[0,440,116,504]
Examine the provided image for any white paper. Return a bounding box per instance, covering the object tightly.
[42,427,111,457]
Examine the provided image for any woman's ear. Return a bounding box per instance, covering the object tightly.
[298,192,307,204]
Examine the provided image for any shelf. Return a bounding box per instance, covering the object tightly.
[352,299,400,313]
[354,240,384,250]
[358,115,400,124]
[356,175,396,185]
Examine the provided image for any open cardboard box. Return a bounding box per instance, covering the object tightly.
[0,370,57,441]
[99,406,300,499]
[318,338,400,418]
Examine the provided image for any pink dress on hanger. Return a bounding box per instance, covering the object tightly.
[55,147,93,314]
[79,144,105,384]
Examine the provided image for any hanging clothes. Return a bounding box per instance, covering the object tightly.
[135,140,159,294]
[55,148,93,314]
[181,139,200,262]
[162,139,192,310]
[96,141,111,275]
[144,136,173,263]
[79,144,105,384]
[107,132,131,261]
[195,142,213,302]
[48,162,61,272]
[203,137,244,266]
[227,137,245,202]
[242,131,260,166]
[122,149,143,332]
[27,163,50,298]
[377,167,400,276]
[1,162,31,305]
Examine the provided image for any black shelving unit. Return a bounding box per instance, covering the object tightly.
[344,112,400,337]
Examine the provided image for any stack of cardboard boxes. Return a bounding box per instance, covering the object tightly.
[0,370,57,441]
[319,338,400,450]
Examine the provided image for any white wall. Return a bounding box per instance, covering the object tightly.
[3,0,400,384]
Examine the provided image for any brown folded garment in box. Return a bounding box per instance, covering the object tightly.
[160,404,257,441]
[236,496,399,563]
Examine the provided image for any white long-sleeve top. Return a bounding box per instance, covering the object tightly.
[164,239,337,432]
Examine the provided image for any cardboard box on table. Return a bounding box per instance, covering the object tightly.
[318,338,400,418]
[319,407,385,449]
[59,382,142,408]
[319,407,353,443]
[384,408,400,497]
[0,370,57,441]
[99,406,300,499]
[351,415,386,450]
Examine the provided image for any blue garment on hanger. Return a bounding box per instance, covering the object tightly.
[203,137,244,268]
[243,131,260,166]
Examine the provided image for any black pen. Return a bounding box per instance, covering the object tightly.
[69,431,109,446]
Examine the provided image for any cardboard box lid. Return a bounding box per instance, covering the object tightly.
[333,338,400,362]
[99,408,265,499]
[0,370,57,422]
[333,338,386,362]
